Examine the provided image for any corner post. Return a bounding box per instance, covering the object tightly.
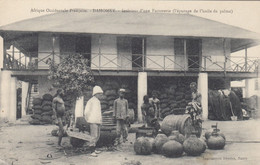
[137,72,147,122]
[198,72,208,120]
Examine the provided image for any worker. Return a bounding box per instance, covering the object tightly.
[113,88,129,145]
[149,90,161,120]
[141,95,155,127]
[186,82,202,119]
[84,85,104,157]
[52,89,66,146]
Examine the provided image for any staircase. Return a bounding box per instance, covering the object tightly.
[26,81,39,113]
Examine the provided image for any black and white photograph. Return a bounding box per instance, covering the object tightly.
[0,0,259,164]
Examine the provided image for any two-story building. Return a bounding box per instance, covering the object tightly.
[0,12,259,122]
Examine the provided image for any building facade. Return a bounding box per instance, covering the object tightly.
[0,12,259,122]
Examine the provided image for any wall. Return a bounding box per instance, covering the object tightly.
[146,36,175,70]
[38,33,60,69]
[202,38,231,71]
[91,35,117,70]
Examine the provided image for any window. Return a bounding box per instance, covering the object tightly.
[174,38,184,55]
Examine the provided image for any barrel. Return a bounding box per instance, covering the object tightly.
[161,114,201,137]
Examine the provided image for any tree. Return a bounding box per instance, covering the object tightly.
[48,54,95,100]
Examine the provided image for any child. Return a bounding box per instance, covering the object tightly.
[113,88,129,145]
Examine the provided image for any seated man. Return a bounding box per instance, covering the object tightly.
[186,82,202,119]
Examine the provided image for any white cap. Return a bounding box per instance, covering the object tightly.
[92,86,103,96]
[119,88,126,92]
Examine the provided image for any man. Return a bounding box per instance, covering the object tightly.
[141,95,154,127]
[113,88,129,145]
[84,85,103,157]
[186,82,202,119]
[52,89,66,146]
[149,90,161,120]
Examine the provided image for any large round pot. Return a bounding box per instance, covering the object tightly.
[154,133,169,154]
[183,134,206,156]
[134,137,153,155]
[207,133,225,150]
[162,140,183,157]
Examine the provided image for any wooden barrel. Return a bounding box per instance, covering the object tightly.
[161,114,201,137]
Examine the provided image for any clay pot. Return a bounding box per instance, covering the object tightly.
[207,133,225,150]
[183,134,206,156]
[134,137,153,155]
[168,131,185,144]
[154,134,169,154]
[162,140,183,157]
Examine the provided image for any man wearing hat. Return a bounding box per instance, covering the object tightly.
[84,85,103,157]
[113,88,129,145]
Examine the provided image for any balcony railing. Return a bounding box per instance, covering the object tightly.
[3,51,259,73]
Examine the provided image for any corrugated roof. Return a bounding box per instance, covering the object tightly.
[0,12,260,40]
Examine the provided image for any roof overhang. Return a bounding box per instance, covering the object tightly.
[1,12,260,52]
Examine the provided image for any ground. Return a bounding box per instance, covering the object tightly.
[0,118,260,165]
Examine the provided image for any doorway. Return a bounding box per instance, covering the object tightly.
[186,39,201,71]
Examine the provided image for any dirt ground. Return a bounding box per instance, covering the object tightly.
[0,118,260,165]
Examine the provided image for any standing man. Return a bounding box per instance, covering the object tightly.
[113,89,129,145]
[84,85,103,157]
[149,90,161,120]
[52,89,66,146]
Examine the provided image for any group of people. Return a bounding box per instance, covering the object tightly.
[51,82,202,157]
[52,86,130,157]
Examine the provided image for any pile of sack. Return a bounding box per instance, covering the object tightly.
[29,94,53,125]
[149,79,194,119]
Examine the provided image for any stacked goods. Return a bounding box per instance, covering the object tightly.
[29,94,54,125]
[94,78,137,120]
[149,78,194,119]
[41,94,53,124]
[208,90,243,121]
[29,98,43,125]
[30,93,72,125]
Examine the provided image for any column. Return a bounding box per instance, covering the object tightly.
[257,59,260,118]
[0,71,12,121]
[244,79,250,98]
[0,36,3,69]
[198,73,208,120]
[137,72,147,122]
[74,96,84,122]
[22,81,29,117]
[9,76,17,122]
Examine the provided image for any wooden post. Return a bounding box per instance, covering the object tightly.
[19,51,21,69]
[142,38,145,71]
[12,45,14,69]
[245,46,248,72]
[52,35,55,64]
[184,39,187,70]
[98,35,101,69]
[223,38,227,76]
